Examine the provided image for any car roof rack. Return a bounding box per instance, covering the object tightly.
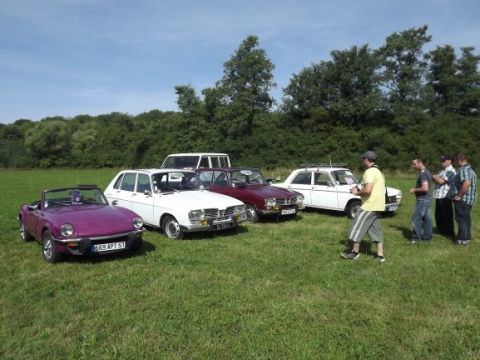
[299,163,347,168]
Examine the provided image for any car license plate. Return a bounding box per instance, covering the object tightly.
[213,222,233,231]
[92,241,126,252]
[281,208,296,215]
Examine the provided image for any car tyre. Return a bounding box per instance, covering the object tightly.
[245,204,259,223]
[347,201,361,219]
[19,221,33,242]
[163,215,184,240]
[42,230,62,263]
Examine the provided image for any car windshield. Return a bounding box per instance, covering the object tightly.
[152,172,198,192]
[331,170,360,185]
[161,156,199,169]
[43,188,107,208]
[231,169,266,185]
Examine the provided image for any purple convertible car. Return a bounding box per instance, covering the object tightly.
[18,185,144,263]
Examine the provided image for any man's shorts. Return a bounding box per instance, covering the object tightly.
[348,209,383,243]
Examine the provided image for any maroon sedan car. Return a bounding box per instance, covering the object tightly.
[18,185,144,263]
[196,168,304,222]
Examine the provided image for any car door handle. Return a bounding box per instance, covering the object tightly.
[111,200,118,206]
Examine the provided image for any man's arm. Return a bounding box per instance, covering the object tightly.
[351,182,373,196]
[454,180,471,201]
[410,180,429,194]
[433,175,446,185]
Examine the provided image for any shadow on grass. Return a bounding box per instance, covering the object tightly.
[146,224,250,241]
[62,240,156,264]
[257,214,304,223]
[302,207,346,218]
[390,224,412,240]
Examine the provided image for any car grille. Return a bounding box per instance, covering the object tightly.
[276,197,297,206]
[205,207,236,220]
[387,195,400,204]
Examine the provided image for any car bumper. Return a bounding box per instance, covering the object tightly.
[184,213,247,232]
[259,205,303,216]
[385,203,400,212]
[52,229,144,255]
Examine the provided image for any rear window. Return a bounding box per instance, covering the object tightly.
[292,172,312,185]
[162,156,199,169]
[120,173,136,192]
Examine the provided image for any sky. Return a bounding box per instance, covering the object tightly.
[1,0,479,123]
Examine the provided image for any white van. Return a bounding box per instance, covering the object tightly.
[160,153,231,169]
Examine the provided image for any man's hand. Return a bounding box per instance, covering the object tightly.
[350,187,360,195]
[453,194,462,202]
[409,188,416,195]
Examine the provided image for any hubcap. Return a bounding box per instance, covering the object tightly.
[246,207,256,220]
[43,238,53,259]
[19,223,25,240]
[166,220,180,238]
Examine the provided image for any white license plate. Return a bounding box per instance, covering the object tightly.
[213,222,233,230]
[281,208,297,215]
[92,241,126,252]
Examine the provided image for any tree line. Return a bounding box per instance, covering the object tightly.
[1,25,479,170]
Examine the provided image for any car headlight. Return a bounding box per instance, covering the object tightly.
[296,195,304,204]
[189,209,205,221]
[265,198,276,207]
[234,205,246,213]
[133,217,143,230]
[60,223,74,237]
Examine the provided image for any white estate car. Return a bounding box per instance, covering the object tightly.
[105,169,247,239]
[160,153,231,169]
[273,165,402,218]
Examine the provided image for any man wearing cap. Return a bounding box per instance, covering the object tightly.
[453,153,477,245]
[433,155,456,239]
[341,151,386,262]
[410,157,434,243]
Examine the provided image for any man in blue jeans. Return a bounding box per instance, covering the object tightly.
[453,153,477,245]
[410,157,433,243]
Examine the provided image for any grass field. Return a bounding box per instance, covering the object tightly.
[1,168,479,359]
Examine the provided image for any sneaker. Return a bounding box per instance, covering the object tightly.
[410,240,417,244]
[341,251,360,260]
[455,240,463,246]
[376,255,386,263]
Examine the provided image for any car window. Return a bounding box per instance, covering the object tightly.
[292,172,312,185]
[199,156,210,168]
[162,156,199,169]
[120,173,136,192]
[332,170,359,185]
[211,157,220,168]
[136,174,151,193]
[198,171,213,186]
[152,172,197,191]
[219,156,228,167]
[113,174,124,189]
[213,171,229,186]
[314,172,332,186]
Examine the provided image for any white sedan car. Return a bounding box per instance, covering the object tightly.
[273,165,402,218]
[105,169,247,239]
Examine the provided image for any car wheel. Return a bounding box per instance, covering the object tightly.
[42,230,62,263]
[163,216,184,240]
[19,221,33,242]
[245,204,259,223]
[347,201,361,219]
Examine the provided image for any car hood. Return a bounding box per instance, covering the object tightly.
[386,187,402,196]
[233,184,298,199]
[158,190,243,209]
[45,205,138,238]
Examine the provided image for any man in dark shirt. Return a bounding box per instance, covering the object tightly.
[410,157,433,243]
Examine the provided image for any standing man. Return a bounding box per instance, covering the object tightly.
[433,155,456,239]
[453,154,477,245]
[410,157,433,243]
[341,151,386,262]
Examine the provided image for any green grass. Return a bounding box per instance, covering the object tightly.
[1,168,479,359]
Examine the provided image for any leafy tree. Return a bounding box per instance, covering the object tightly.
[376,25,432,114]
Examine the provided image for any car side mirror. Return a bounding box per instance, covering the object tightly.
[144,190,152,196]
[111,200,118,206]
[265,178,273,185]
